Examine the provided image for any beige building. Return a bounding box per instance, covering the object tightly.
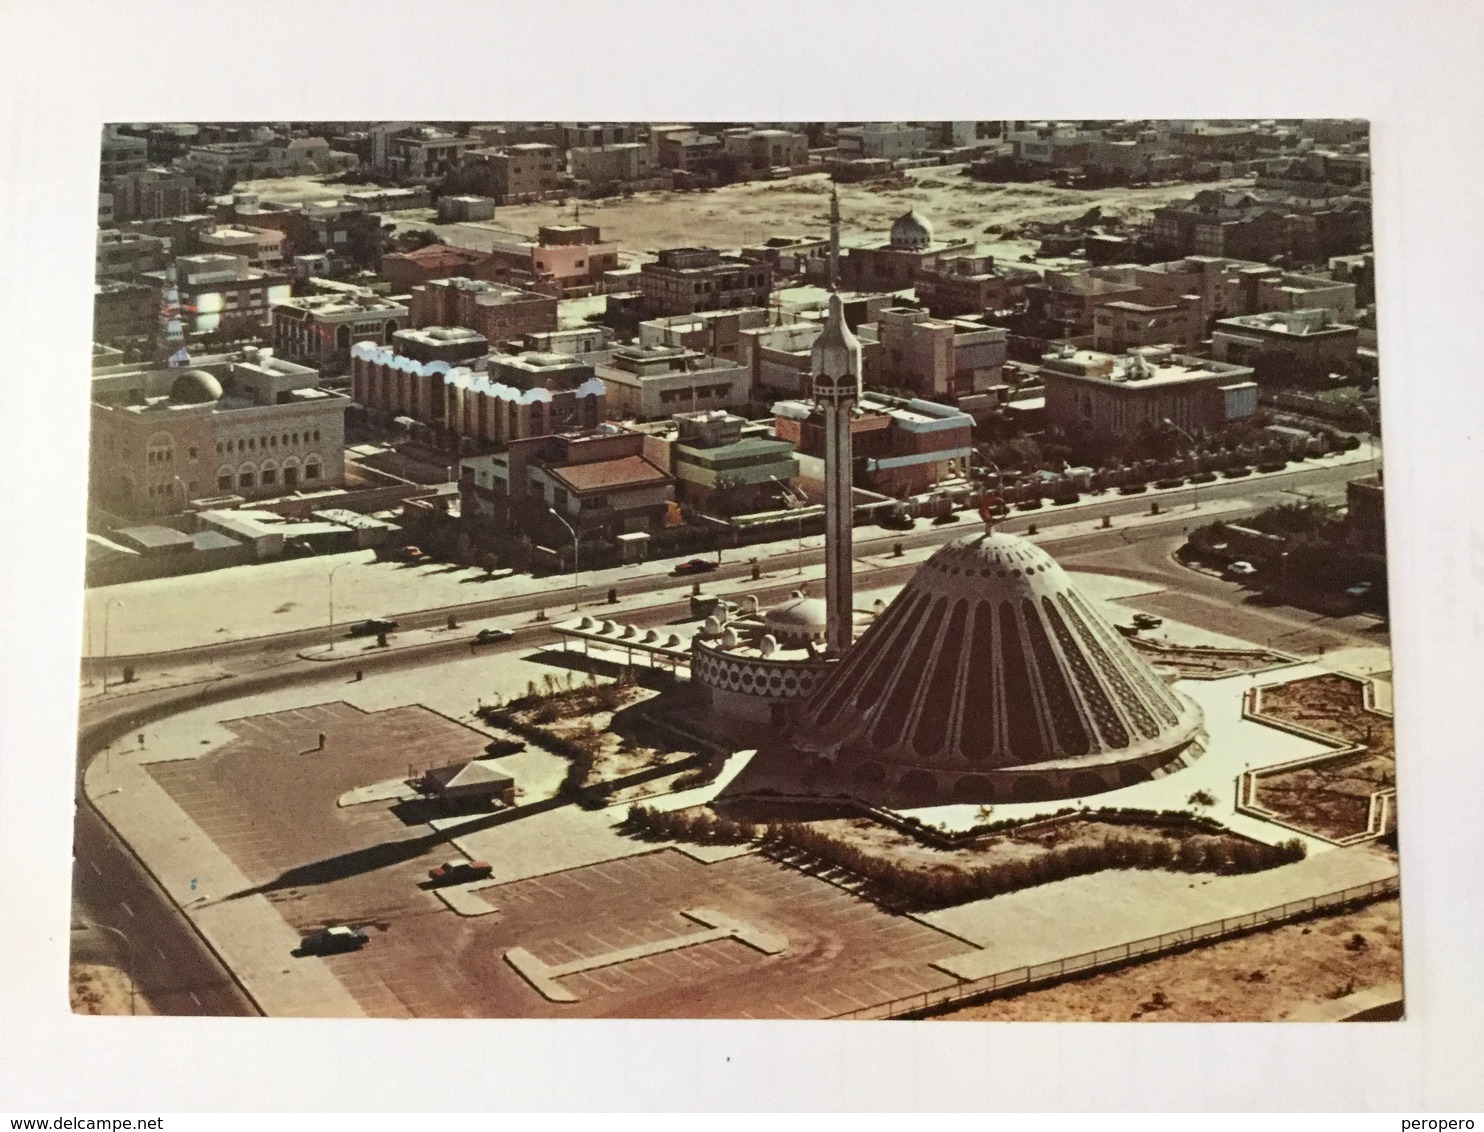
[1036,345,1258,439]
[596,344,750,421]
[199,225,287,269]
[1210,308,1360,374]
[867,307,1008,399]
[90,347,348,517]
[1092,299,1202,353]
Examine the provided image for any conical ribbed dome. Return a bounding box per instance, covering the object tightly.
[785,530,1205,804]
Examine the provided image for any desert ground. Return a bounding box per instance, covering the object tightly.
[234,165,1256,263]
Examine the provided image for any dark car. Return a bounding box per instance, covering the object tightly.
[931,511,962,525]
[474,627,513,645]
[348,618,398,638]
[672,558,718,576]
[1117,483,1149,495]
[1131,613,1163,629]
[299,926,369,955]
[428,859,494,885]
[879,512,915,531]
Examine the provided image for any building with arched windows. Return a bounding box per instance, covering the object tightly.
[90,346,348,518]
[271,289,409,374]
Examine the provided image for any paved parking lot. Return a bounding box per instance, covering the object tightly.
[148,702,964,1018]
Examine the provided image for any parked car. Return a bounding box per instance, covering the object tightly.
[428,859,493,885]
[1115,624,1141,638]
[348,618,399,638]
[931,511,962,525]
[474,627,513,645]
[393,545,427,563]
[1131,613,1163,629]
[299,926,369,955]
[1117,483,1149,495]
[1225,561,1258,578]
[673,558,718,576]
[879,512,915,531]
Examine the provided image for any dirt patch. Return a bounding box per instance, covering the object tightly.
[932,897,1403,1022]
[1129,638,1290,678]
[481,168,1257,260]
[1251,674,1395,841]
[71,963,149,1016]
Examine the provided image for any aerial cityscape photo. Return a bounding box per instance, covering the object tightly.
[75,118,1397,1022]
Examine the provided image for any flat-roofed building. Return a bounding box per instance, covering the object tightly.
[198,225,287,269]
[380,243,487,292]
[1210,307,1360,377]
[89,346,348,517]
[662,410,798,509]
[1092,299,1201,353]
[639,247,772,316]
[869,307,1009,399]
[595,344,749,421]
[272,290,409,372]
[143,254,292,340]
[96,229,168,282]
[408,276,558,343]
[1035,344,1257,438]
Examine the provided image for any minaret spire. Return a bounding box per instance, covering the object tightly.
[812,290,862,657]
[828,185,841,291]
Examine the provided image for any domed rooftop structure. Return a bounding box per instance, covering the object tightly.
[169,370,223,405]
[889,209,934,251]
[764,594,828,649]
[779,529,1205,805]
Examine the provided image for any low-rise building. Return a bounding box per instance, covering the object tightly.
[474,224,621,295]
[837,123,929,161]
[639,247,772,316]
[408,276,558,343]
[198,225,286,269]
[461,427,674,539]
[738,234,831,280]
[568,142,655,192]
[380,243,488,292]
[100,127,149,179]
[93,281,158,346]
[660,410,798,509]
[464,143,569,202]
[90,346,347,517]
[109,167,196,222]
[914,253,1033,318]
[271,290,409,372]
[638,308,770,363]
[352,342,606,450]
[595,344,750,421]
[343,186,432,213]
[774,392,974,497]
[1092,299,1202,353]
[383,126,477,180]
[1035,344,1258,439]
[839,209,972,291]
[96,229,168,281]
[868,307,1009,399]
[144,254,292,340]
[722,128,809,172]
[437,195,496,223]
[1210,308,1360,377]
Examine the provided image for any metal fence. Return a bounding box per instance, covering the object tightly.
[832,875,1400,1020]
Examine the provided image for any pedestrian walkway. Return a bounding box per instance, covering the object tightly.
[921,845,1398,982]
[85,744,366,1018]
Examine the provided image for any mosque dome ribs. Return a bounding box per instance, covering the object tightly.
[783,530,1206,806]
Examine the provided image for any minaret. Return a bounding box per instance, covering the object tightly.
[827,186,841,288]
[811,289,861,658]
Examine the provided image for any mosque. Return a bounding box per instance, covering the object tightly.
[695,196,1207,811]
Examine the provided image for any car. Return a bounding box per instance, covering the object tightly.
[1115,623,1141,638]
[1117,483,1149,495]
[428,859,494,885]
[391,544,427,563]
[931,511,962,525]
[299,926,369,955]
[348,618,399,638]
[474,627,513,645]
[879,512,915,531]
[1225,561,1258,578]
[672,558,718,576]
[1131,613,1163,629]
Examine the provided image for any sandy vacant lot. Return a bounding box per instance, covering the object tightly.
[933,897,1402,1022]
[234,166,1254,263]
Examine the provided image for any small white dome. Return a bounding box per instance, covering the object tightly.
[889,209,933,250]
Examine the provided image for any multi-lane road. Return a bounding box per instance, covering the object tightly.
[71,457,1383,1014]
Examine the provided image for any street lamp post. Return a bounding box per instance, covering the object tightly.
[548,508,581,610]
[327,561,355,653]
[76,920,136,1015]
[1163,419,1200,512]
[770,475,805,575]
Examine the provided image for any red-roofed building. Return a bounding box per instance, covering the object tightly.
[380,243,487,292]
[460,428,675,544]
